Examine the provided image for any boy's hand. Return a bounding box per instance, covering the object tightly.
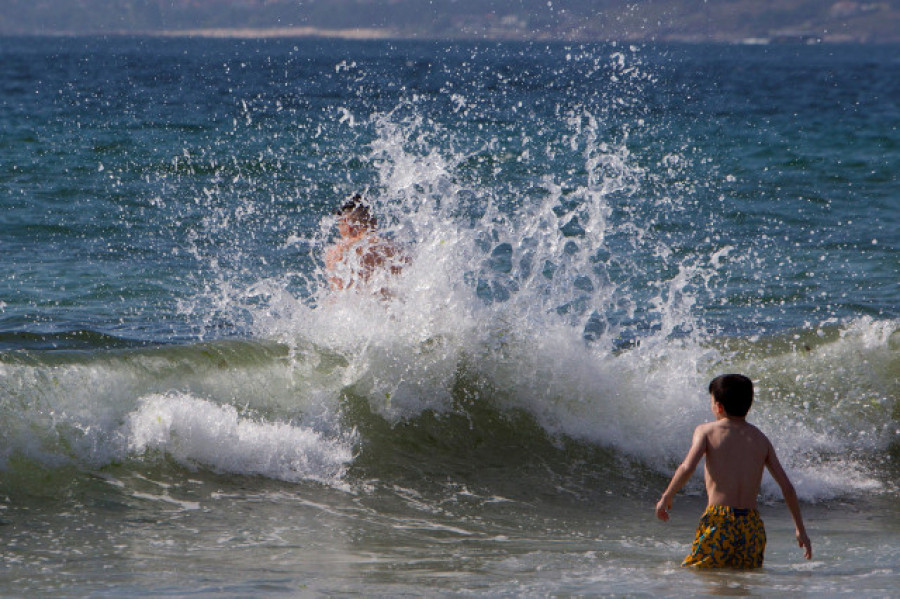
[797,530,812,559]
[655,496,671,522]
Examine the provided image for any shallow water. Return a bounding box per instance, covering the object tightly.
[3,475,897,597]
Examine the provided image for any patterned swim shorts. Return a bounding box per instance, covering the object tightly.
[682,505,766,569]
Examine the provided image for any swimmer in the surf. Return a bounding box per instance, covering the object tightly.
[324,194,407,293]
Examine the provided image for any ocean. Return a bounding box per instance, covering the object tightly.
[0,36,897,597]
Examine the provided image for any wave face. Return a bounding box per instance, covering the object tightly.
[1,317,896,501]
[1,40,897,506]
[0,341,352,487]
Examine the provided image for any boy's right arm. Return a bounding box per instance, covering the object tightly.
[765,441,813,559]
[656,425,707,522]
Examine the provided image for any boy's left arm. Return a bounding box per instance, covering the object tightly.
[656,425,707,522]
[765,441,813,559]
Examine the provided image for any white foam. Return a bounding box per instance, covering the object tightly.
[125,393,353,485]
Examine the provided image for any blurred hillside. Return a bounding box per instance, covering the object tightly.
[1,0,899,42]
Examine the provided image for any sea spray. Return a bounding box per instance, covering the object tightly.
[245,88,892,500]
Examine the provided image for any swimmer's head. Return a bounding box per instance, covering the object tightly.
[337,194,377,229]
[708,374,754,418]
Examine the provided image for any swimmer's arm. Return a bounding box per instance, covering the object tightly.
[765,441,812,559]
[328,275,345,290]
[656,425,707,522]
[324,245,341,271]
[325,245,348,290]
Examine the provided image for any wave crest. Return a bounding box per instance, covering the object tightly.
[126,393,353,485]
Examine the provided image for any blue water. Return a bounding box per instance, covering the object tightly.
[1,37,898,596]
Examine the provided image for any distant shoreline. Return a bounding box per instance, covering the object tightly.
[4,27,893,44]
[148,26,396,40]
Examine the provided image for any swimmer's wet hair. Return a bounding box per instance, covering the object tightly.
[709,374,754,418]
[336,194,376,227]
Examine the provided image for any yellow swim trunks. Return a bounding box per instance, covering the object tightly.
[682,506,766,569]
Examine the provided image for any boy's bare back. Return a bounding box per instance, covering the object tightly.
[698,418,769,509]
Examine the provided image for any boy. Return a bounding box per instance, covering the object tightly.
[655,374,812,568]
[324,195,406,292]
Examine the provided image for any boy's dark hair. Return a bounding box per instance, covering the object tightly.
[337,194,376,228]
[708,374,754,418]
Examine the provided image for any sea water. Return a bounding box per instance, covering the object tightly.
[0,37,897,597]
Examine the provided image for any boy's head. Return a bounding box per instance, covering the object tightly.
[708,374,754,418]
[337,194,376,230]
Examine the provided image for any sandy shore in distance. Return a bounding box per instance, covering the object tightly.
[151,26,396,40]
